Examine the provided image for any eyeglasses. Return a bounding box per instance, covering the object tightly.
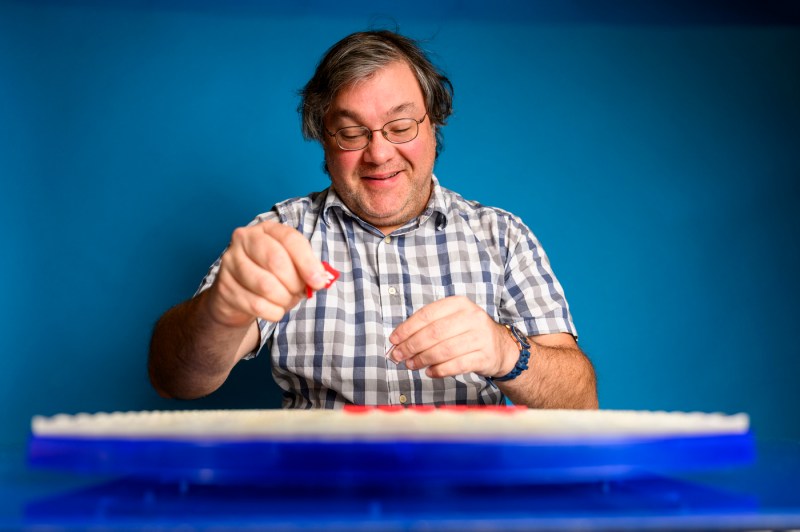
[325,114,428,151]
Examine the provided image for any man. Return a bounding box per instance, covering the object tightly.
[148,30,598,409]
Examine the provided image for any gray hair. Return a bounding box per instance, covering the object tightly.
[299,30,454,158]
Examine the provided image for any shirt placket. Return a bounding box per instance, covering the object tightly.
[374,234,407,405]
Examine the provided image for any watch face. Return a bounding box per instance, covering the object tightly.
[510,326,531,348]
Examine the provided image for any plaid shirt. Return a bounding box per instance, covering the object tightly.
[198,176,576,408]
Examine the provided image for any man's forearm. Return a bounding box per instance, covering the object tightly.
[498,341,598,409]
[148,290,254,400]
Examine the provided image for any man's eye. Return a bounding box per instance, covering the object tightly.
[340,130,366,140]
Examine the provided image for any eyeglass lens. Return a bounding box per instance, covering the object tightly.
[335,118,420,150]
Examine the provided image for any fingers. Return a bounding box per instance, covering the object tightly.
[404,329,477,371]
[208,221,330,326]
[389,296,465,346]
[220,254,301,319]
[209,265,297,325]
[389,296,504,378]
[390,302,472,360]
[425,349,490,378]
[404,328,494,377]
[239,223,329,293]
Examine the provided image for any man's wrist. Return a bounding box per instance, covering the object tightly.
[491,324,531,382]
[199,285,255,330]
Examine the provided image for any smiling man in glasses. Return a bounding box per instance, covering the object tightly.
[149,30,598,410]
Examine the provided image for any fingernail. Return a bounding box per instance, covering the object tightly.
[310,271,328,289]
[385,344,397,362]
[391,347,404,361]
[406,358,416,370]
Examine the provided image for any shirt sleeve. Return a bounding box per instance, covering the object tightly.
[499,214,577,340]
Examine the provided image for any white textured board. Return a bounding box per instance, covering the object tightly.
[31,407,750,442]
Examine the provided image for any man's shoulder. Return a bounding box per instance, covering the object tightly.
[439,184,523,229]
[273,189,327,212]
[265,189,330,228]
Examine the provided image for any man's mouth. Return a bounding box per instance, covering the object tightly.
[363,171,401,181]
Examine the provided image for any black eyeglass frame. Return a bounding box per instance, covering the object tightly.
[324,113,428,151]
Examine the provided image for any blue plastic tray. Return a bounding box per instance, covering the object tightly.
[28,431,756,486]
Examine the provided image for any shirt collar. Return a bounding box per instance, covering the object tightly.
[321,174,449,233]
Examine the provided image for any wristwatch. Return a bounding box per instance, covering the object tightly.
[492,324,531,382]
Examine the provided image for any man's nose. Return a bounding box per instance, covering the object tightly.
[362,131,395,165]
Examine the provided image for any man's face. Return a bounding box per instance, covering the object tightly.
[323,61,437,235]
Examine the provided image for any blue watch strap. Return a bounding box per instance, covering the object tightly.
[492,325,531,382]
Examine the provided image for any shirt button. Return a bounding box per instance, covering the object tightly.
[384,236,392,244]
[388,286,397,295]
[399,394,408,404]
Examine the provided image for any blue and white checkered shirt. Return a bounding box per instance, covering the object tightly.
[198,176,576,408]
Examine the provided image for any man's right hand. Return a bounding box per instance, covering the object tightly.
[203,220,331,328]
[148,220,329,399]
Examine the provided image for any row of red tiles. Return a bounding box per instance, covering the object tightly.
[343,404,527,414]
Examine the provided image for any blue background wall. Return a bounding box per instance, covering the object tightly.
[2,1,799,448]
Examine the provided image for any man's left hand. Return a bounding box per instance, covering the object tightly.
[388,296,517,378]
